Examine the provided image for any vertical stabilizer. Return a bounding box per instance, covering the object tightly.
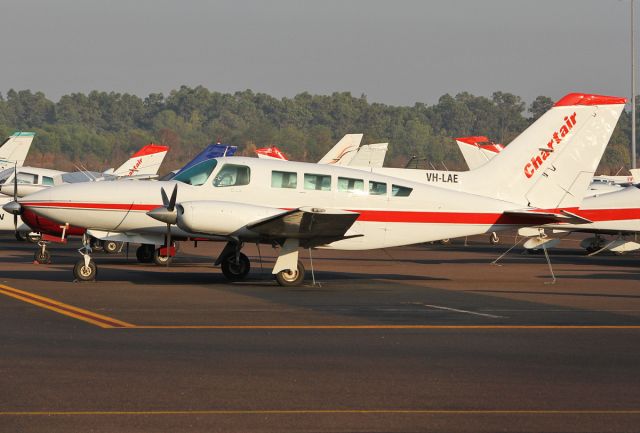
[0,132,35,170]
[466,93,625,209]
[112,144,169,177]
[318,134,363,165]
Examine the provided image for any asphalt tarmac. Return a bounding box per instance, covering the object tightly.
[0,234,639,432]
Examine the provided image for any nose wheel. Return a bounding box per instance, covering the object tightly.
[73,258,97,281]
[34,241,51,264]
[73,235,97,282]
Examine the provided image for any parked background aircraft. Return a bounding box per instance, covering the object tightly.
[0,143,169,197]
[0,131,35,172]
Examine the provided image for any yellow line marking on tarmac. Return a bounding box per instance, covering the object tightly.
[131,325,640,329]
[1,284,640,330]
[0,284,134,329]
[1,409,640,416]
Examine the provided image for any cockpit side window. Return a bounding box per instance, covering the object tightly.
[173,159,218,186]
[17,172,37,185]
[213,164,251,187]
[0,168,12,185]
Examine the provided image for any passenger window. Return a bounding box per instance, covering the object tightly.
[304,173,331,191]
[17,172,37,185]
[337,177,364,193]
[213,164,251,187]
[271,171,297,189]
[391,184,412,197]
[369,181,387,196]
[42,176,54,186]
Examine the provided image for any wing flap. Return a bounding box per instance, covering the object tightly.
[247,207,360,240]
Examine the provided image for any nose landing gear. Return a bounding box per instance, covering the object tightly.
[73,235,97,282]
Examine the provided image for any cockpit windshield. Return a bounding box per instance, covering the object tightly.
[0,168,13,185]
[172,159,218,186]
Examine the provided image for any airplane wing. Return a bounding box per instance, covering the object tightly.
[502,209,592,225]
[247,206,360,247]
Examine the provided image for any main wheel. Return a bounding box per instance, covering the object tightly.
[27,233,41,243]
[34,250,51,264]
[104,241,120,254]
[90,238,104,251]
[489,232,500,245]
[136,244,154,263]
[15,232,27,242]
[220,253,250,282]
[73,259,97,281]
[153,248,173,266]
[275,260,305,287]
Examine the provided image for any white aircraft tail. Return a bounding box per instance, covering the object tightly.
[466,93,626,209]
[111,144,169,177]
[630,168,640,183]
[348,143,388,168]
[0,131,35,169]
[455,136,502,170]
[317,134,363,165]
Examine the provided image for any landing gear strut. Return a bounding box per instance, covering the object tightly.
[73,234,97,281]
[34,240,51,264]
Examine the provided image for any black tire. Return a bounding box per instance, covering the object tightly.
[275,260,305,287]
[489,232,500,245]
[153,248,173,266]
[73,259,97,281]
[34,250,51,264]
[136,244,155,263]
[15,232,27,242]
[90,238,104,251]
[220,253,250,282]
[104,241,120,254]
[27,233,41,243]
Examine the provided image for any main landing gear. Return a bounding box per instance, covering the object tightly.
[215,242,251,282]
[274,260,305,287]
[135,243,176,265]
[213,241,308,287]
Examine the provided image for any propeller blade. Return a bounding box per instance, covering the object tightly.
[166,223,172,267]
[168,184,178,212]
[13,163,17,201]
[160,188,169,208]
[13,214,17,232]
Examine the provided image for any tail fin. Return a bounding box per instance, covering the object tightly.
[455,136,503,170]
[317,134,363,165]
[347,142,388,168]
[0,131,35,169]
[256,146,288,160]
[112,144,169,177]
[466,93,626,209]
[630,168,640,183]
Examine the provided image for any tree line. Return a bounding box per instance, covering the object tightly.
[0,86,635,173]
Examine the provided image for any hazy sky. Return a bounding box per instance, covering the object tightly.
[0,0,635,105]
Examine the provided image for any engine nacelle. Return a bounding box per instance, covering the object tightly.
[176,200,283,236]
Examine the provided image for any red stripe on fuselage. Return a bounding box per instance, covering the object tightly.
[20,201,640,225]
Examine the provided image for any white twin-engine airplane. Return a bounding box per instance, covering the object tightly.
[6,93,625,285]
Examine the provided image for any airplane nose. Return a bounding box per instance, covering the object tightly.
[2,200,21,215]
